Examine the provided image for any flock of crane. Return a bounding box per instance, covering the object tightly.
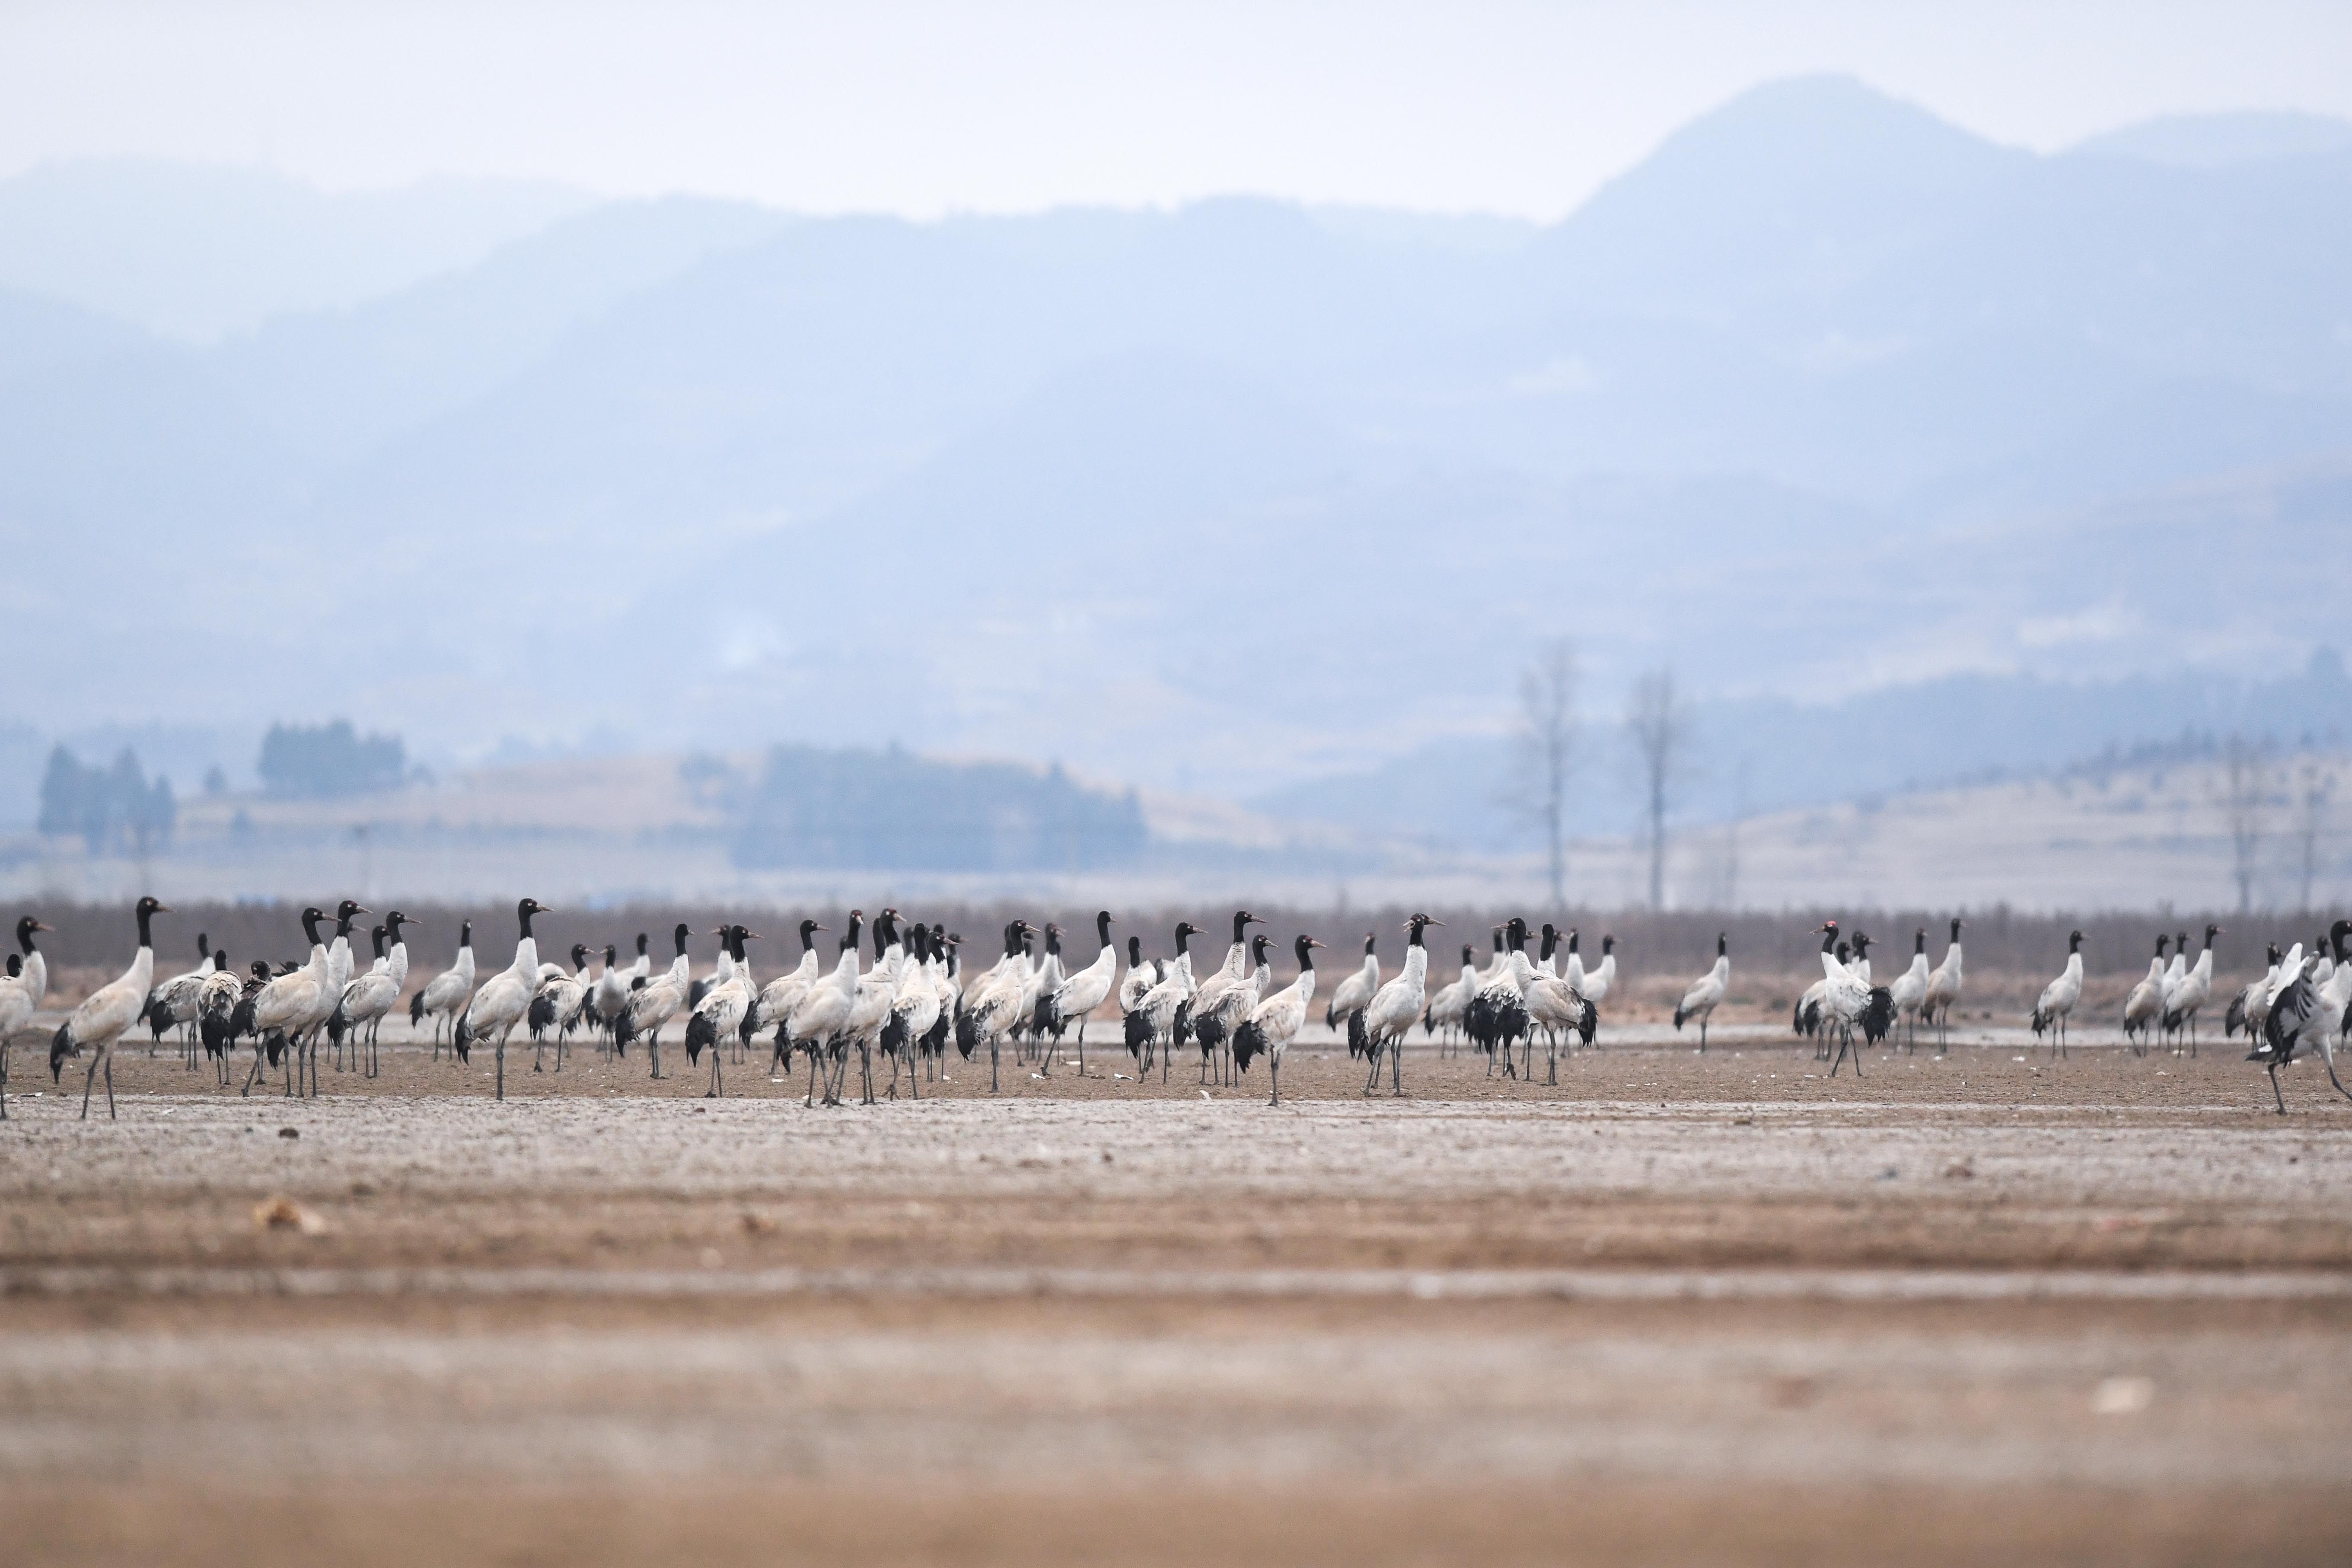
[5,896,2349,1121]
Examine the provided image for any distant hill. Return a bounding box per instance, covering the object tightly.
[1,76,2348,817]
[0,160,596,340]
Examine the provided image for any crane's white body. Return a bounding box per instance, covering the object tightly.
[1674,952,1729,1046]
[54,905,161,1119]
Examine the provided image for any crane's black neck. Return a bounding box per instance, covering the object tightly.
[1173,926,1194,956]
[1538,924,1557,962]
[1294,935,1316,970]
[370,926,387,959]
[1914,930,1927,954]
[635,932,649,956]
[1249,934,1271,967]
[301,910,325,948]
[1818,929,1837,956]
[840,913,863,954]
[1095,911,1114,948]
[670,923,688,956]
[16,918,37,956]
[135,902,157,949]
[800,919,820,952]
[198,933,210,959]
[1127,936,1142,965]
[1603,935,1616,956]
[1044,925,1062,957]
[459,920,472,949]
[518,905,539,940]
[1715,934,1725,957]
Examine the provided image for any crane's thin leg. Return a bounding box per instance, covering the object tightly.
[104,1056,115,1119]
[495,1040,505,1101]
[990,1039,1000,1095]
[80,1053,99,1119]
[1393,1036,1405,1096]
[2270,1064,2287,1115]
[1077,1020,1086,1078]
[805,1045,819,1108]
[2317,1036,2352,1103]
[860,1041,873,1105]
[1269,1054,1280,1107]
[1363,1044,1380,1096]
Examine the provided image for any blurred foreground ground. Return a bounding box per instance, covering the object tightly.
[4,1027,2350,1565]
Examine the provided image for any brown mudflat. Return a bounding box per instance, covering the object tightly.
[5,1023,2350,1564]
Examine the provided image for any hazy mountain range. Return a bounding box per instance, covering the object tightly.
[3,77,2349,839]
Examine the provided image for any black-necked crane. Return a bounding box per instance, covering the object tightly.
[789,910,863,1107]
[959,918,1034,1096]
[2249,924,2352,1112]
[1325,932,1379,1057]
[1358,913,1438,1096]
[242,905,330,1098]
[1116,934,1156,1055]
[142,931,214,1065]
[453,898,553,1100]
[2162,924,2220,1055]
[1887,928,1931,1052]
[1189,911,1265,1085]
[50,896,169,1119]
[1922,918,1964,1053]
[529,942,595,1072]
[881,923,942,1098]
[1466,916,1533,1079]
[842,909,906,1104]
[924,926,959,1076]
[758,918,827,1072]
[412,919,475,1056]
[1020,921,1064,1066]
[617,922,693,1079]
[326,899,365,999]
[1423,943,1476,1054]
[583,943,623,1049]
[1674,934,1729,1052]
[1523,965,1598,1084]
[194,951,242,1085]
[2029,929,2085,1059]
[2122,934,2170,1054]
[1235,934,1323,1105]
[1045,911,1118,1077]
[2226,943,2283,1041]
[330,920,406,1079]
[685,924,757,1099]
[1810,921,1888,1078]
[0,916,54,1118]
[1125,921,1199,1083]
[1583,935,1616,1009]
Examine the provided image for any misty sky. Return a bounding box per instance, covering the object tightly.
[5,0,2349,217]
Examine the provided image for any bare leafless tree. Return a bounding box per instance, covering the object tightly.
[1506,639,1579,909]
[2295,759,2334,915]
[2217,734,2269,916]
[1625,667,1692,911]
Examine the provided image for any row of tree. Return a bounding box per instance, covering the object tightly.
[37,746,177,858]
[1507,639,1693,911]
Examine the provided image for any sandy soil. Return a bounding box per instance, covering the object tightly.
[5,1025,2351,1564]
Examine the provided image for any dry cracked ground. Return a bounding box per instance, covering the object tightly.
[4,1021,2351,1565]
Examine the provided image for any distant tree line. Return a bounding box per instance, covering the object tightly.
[257,720,407,798]
[730,745,1147,872]
[38,746,176,856]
